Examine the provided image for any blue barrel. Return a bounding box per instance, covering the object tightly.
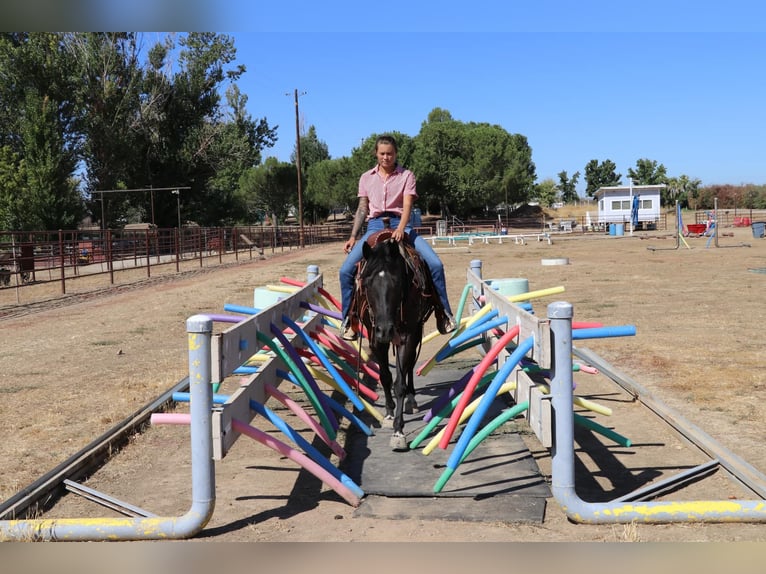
[608,223,616,235]
[615,223,624,236]
[752,222,765,239]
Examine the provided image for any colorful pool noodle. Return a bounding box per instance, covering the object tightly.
[417,305,496,376]
[247,398,364,499]
[444,308,500,345]
[422,381,518,456]
[419,282,474,343]
[571,325,637,340]
[434,339,485,363]
[171,388,348,459]
[436,313,507,361]
[436,336,535,489]
[421,367,478,423]
[454,401,530,467]
[206,314,245,323]
[437,324,521,449]
[151,413,191,425]
[312,328,381,377]
[277,369,375,433]
[264,384,347,459]
[296,347,379,403]
[255,330,337,438]
[574,412,631,447]
[409,370,496,447]
[300,300,342,321]
[310,345,380,396]
[233,366,259,375]
[314,331,380,379]
[281,313,367,411]
[279,276,342,312]
[232,418,361,507]
[505,285,565,303]
[223,303,260,315]
[316,324,374,364]
[301,364,383,423]
[267,322,341,430]
[536,382,612,416]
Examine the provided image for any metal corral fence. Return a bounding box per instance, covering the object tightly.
[0,223,352,303]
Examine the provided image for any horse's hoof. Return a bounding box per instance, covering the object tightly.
[390,432,408,451]
[405,399,419,414]
[381,415,394,429]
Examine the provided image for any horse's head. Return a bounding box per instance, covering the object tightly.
[360,239,407,346]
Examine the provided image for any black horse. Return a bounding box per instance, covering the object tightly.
[354,232,437,450]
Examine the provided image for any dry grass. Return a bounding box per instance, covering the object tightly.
[1,231,765,541]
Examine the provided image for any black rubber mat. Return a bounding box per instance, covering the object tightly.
[340,366,550,523]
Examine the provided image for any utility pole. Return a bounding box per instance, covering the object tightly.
[290,89,307,248]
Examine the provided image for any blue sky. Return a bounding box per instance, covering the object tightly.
[231,29,766,191]
[7,1,766,192]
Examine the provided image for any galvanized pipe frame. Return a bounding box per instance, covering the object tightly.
[0,266,325,541]
[468,259,766,523]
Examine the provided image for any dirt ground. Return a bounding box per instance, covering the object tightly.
[1,223,766,542]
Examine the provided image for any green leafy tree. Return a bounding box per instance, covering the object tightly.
[557,170,580,204]
[627,158,668,186]
[206,85,277,225]
[0,146,28,230]
[534,178,559,208]
[500,133,536,208]
[0,33,84,230]
[19,89,83,230]
[63,32,143,227]
[305,156,357,214]
[238,157,296,224]
[584,159,621,197]
[413,109,534,216]
[665,174,701,207]
[293,125,330,221]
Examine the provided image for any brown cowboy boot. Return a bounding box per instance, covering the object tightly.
[436,309,457,335]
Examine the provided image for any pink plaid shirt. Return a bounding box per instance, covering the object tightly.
[358,164,417,219]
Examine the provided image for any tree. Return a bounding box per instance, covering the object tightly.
[0,33,84,230]
[238,157,296,224]
[293,125,330,222]
[665,174,701,207]
[305,156,357,214]
[557,170,580,204]
[0,146,28,230]
[534,178,559,208]
[413,109,535,216]
[584,159,621,197]
[19,89,83,230]
[627,158,667,186]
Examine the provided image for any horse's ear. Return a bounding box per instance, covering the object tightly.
[362,241,372,259]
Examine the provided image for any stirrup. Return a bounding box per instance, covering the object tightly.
[340,317,359,341]
[437,312,457,335]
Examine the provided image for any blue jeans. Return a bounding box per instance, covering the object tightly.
[339,216,453,320]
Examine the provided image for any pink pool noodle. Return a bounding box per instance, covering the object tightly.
[265,383,346,460]
[232,418,360,507]
[151,413,192,425]
[279,276,342,311]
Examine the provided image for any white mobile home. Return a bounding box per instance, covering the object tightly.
[595,184,664,229]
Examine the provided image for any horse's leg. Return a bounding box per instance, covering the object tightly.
[389,343,409,450]
[403,324,422,415]
[374,343,395,428]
